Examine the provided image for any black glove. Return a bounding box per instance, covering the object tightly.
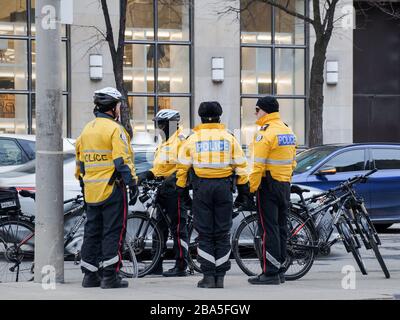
[234,183,252,209]
[128,182,139,206]
[78,176,85,196]
[138,170,155,185]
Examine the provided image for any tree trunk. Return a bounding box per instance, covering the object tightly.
[308,36,327,147]
[114,59,133,138]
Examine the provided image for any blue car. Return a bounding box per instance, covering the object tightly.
[292,143,400,231]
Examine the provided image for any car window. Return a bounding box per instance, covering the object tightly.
[0,139,24,166]
[322,149,365,173]
[372,148,400,170]
[294,146,338,174]
[18,139,36,160]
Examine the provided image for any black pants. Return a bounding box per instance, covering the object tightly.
[80,184,128,277]
[256,175,290,275]
[157,177,189,269]
[192,176,233,277]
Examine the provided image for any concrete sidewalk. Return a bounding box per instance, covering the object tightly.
[0,259,399,300]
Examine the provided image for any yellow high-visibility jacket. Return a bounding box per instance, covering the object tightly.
[176,123,248,188]
[75,113,137,205]
[150,128,186,178]
[249,112,297,193]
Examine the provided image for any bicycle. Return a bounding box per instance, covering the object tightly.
[289,169,389,278]
[231,203,317,281]
[0,190,137,283]
[126,179,200,277]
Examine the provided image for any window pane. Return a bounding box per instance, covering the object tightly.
[0,94,28,134]
[0,0,28,36]
[158,0,190,41]
[32,94,67,137]
[241,47,272,95]
[126,0,154,40]
[372,149,400,170]
[0,39,28,90]
[324,150,365,173]
[277,99,305,145]
[275,48,304,95]
[157,45,190,94]
[32,41,67,91]
[240,0,272,44]
[158,96,190,130]
[275,0,305,45]
[124,44,155,93]
[129,96,155,134]
[0,139,23,166]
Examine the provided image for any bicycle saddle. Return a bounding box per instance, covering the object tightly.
[290,185,310,195]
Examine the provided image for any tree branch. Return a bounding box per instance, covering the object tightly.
[263,0,314,25]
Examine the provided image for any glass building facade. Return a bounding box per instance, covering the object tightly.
[240,0,307,146]
[124,0,192,134]
[0,0,70,136]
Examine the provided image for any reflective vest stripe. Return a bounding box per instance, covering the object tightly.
[82,149,112,153]
[254,158,293,165]
[84,162,114,168]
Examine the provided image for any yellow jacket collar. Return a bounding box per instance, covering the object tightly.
[256,112,281,126]
[193,123,226,131]
[161,127,182,145]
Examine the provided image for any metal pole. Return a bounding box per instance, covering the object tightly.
[34,0,64,283]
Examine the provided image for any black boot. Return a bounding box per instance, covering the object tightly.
[248,273,280,285]
[82,272,101,288]
[101,273,129,289]
[163,266,187,277]
[279,272,286,284]
[197,275,216,288]
[215,276,224,288]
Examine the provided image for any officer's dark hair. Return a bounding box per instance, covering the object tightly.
[200,116,220,124]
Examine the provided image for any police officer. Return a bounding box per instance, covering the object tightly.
[75,87,138,289]
[248,96,297,285]
[138,109,190,277]
[176,101,250,288]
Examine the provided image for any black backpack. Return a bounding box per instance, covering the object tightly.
[0,187,21,215]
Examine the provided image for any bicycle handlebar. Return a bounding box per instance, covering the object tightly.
[307,168,378,202]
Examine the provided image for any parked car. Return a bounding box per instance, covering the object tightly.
[0,134,75,173]
[292,143,400,231]
[0,134,156,215]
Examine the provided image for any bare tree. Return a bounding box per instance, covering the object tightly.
[222,0,345,147]
[100,0,132,136]
[98,0,190,137]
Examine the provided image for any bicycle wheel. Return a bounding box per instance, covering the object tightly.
[232,213,262,277]
[0,217,35,283]
[187,223,201,273]
[125,212,163,277]
[336,218,367,275]
[284,210,316,281]
[119,238,138,279]
[356,212,390,278]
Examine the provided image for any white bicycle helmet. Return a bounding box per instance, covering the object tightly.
[153,109,180,122]
[93,87,123,107]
